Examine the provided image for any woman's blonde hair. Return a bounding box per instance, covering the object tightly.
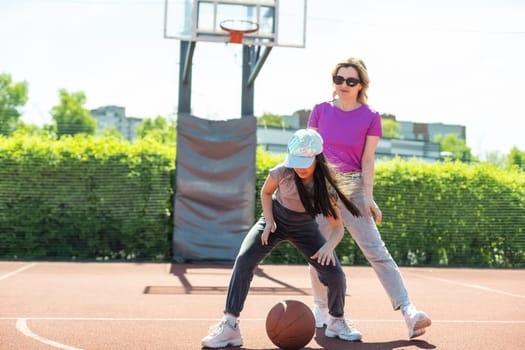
[331,57,370,105]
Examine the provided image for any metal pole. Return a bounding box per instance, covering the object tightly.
[241,45,255,117]
[178,41,195,115]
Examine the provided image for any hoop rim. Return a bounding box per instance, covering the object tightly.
[219,19,260,34]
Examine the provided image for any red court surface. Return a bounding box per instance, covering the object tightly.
[1,262,524,350]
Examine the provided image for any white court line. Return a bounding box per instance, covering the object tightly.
[5,317,524,324]
[0,263,36,281]
[410,272,525,299]
[12,317,523,349]
[16,318,82,350]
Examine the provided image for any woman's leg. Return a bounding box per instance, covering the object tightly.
[308,181,409,312]
[342,179,431,338]
[341,179,409,310]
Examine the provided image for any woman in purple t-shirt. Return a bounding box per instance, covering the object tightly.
[308,57,432,339]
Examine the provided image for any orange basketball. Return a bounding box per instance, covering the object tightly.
[265,300,316,350]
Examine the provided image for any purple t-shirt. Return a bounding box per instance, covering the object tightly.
[308,101,382,172]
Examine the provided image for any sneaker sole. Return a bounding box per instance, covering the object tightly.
[325,331,362,342]
[201,338,243,348]
[409,316,432,339]
[410,328,426,339]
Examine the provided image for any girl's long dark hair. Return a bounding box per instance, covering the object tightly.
[294,153,361,219]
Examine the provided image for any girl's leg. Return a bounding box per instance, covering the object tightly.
[286,215,362,341]
[276,207,346,318]
[269,202,362,342]
[309,215,331,326]
[203,216,280,349]
[224,217,281,316]
[309,215,332,308]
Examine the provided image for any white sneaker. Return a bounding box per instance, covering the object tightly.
[403,304,432,339]
[325,316,362,341]
[313,305,330,328]
[201,317,243,348]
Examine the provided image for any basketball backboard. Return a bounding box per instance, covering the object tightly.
[163,0,307,47]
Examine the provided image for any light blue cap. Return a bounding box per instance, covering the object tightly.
[284,129,323,168]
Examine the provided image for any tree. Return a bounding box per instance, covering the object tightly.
[381,118,401,139]
[507,147,524,171]
[0,73,28,136]
[434,134,472,162]
[136,115,176,145]
[257,113,285,128]
[485,151,507,168]
[50,89,96,138]
[12,123,54,138]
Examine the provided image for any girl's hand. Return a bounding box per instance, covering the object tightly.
[311,244,336,266]
[261,220,276,245]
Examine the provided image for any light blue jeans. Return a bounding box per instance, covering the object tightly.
[309,175,410,311]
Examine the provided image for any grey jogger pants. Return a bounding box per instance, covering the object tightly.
[225,200,347,318]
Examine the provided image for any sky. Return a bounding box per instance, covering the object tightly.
[1,0,524,158]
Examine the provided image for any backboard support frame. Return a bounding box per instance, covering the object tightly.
[166,0,307,117]
[167,0,307,262]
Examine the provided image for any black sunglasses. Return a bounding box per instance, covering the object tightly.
[332,75,361,87]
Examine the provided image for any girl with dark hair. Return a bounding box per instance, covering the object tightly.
[202,129,362,349]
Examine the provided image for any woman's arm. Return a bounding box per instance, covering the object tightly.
[361,135,382,224]
[260,174,278,245]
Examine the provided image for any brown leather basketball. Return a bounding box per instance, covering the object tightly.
[265,300,315,350]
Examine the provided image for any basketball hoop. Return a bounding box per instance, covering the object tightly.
[219,19,259,44]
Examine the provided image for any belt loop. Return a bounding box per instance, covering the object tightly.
[340,171,361,179]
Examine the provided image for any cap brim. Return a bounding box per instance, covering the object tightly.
[284,154,315,169]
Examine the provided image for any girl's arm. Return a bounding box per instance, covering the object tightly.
[260,174,278,245]
[361,135,382,224]
[310,209,344,266]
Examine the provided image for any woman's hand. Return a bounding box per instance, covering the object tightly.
[261,220,276,245]
[365,198,382,224]
[361,135,382,224]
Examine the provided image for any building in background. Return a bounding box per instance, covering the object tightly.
[90,106,142,141]
[398,121,466,142]
[257,110,466,163]
[90,105,464,163]
[257,126,442,162]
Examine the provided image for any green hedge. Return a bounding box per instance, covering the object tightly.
[376,159,524,267]
[1,135,524,267]
[0,135,174,260]
[258,158,525,268]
